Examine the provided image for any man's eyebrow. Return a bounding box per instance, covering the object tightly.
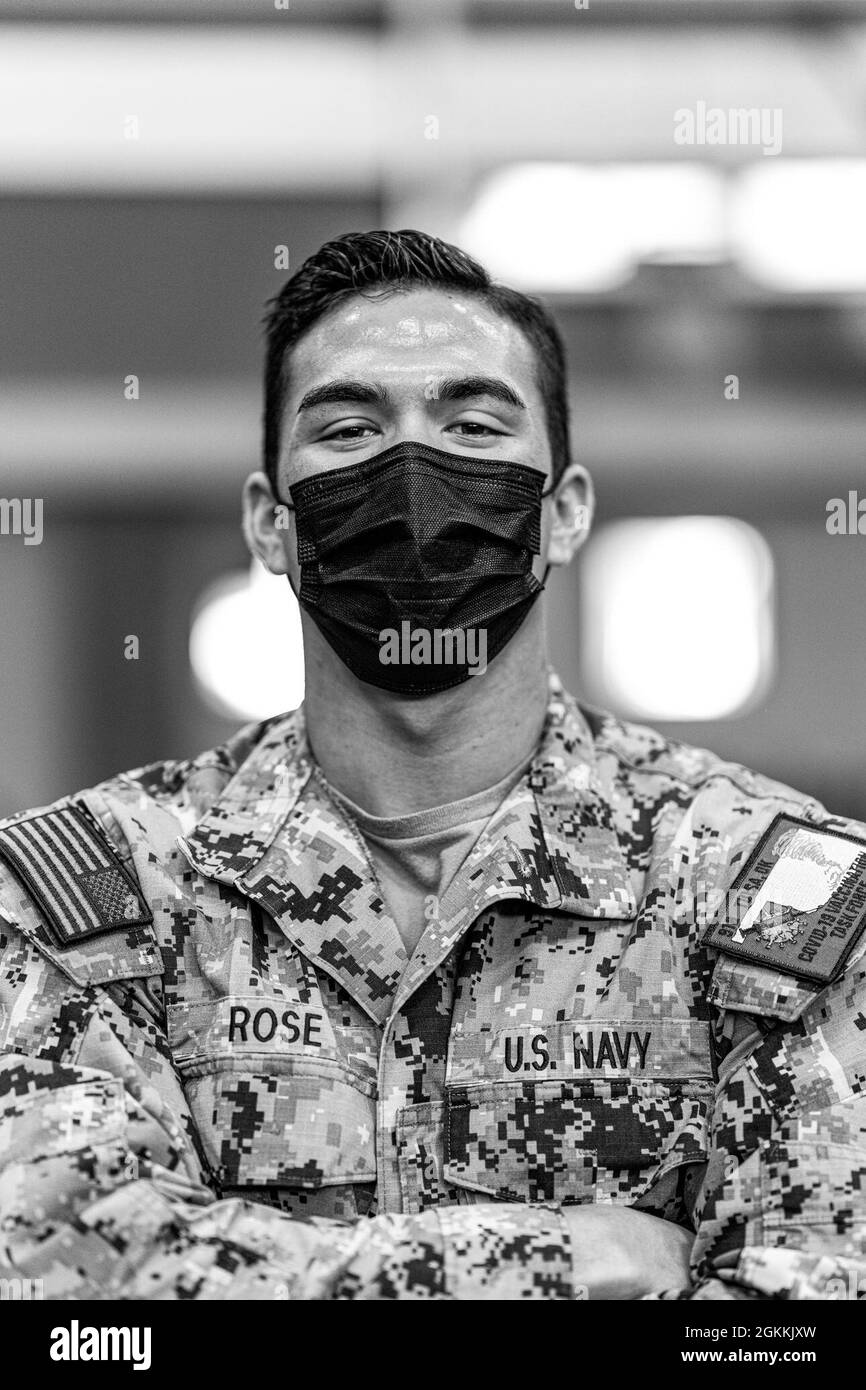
[435,376,526,410]
[296,380,389,413]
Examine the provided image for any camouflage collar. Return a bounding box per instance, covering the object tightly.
[179,672,637,1024]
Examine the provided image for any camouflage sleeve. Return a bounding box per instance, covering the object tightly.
[0,916,575,1300]
[666,957,866,1301]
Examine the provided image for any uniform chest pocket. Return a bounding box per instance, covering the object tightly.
[443,1018,715,1206]
[444,1078,712,1205]
[167,995,378,1190]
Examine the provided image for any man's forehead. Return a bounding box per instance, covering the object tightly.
[288,287,536,394]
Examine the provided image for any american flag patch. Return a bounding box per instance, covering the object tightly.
[0,803,152,947]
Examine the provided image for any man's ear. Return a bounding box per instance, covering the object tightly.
[546,462,595,567]
[241,471,292,577]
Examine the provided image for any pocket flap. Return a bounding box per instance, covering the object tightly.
[444,1078,711,1205]
[167,996,377,1189]
[707,954,820,1023]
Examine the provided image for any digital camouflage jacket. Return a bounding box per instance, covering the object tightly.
[1,674,866,1300]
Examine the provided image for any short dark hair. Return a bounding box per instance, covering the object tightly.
[262,228,571,491]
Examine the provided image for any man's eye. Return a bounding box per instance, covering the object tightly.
[322,424,377,441]
[448,421,503,438]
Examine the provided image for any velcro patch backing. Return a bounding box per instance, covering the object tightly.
[0,802,152,947]
[701,813,866,986]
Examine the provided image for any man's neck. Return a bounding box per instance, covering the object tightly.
[302,615,550,817]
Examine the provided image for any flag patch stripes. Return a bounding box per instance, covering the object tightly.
[0,803,152,946]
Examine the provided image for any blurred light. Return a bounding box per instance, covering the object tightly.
[0,25,379,192]
[189,561,304,721]
[731,160,866,292]
[459,163,726,291]
[580,517,774,721]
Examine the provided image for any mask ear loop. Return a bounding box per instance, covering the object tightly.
[270,495,302,600]
[538,476,558,589]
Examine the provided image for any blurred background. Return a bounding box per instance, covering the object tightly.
[1,0,865,821]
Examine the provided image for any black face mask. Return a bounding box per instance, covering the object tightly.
[284,441,551,696]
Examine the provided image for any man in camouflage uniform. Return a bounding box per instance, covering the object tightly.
[2,230,866,1300]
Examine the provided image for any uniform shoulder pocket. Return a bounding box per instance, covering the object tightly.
[707,954,820,1023]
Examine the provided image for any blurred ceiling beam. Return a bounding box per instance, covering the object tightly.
[1,0,864,22]
[0,25,864,193]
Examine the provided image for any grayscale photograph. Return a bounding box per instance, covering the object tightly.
[0,0,864,1351]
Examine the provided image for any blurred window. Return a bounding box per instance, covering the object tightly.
[189,561,304,720]
[731,160,866,292]
[579,517,775,721]
[460,163,727,291]
[459,159,866,294]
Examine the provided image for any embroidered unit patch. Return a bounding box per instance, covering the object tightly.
[701,813,866,985]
